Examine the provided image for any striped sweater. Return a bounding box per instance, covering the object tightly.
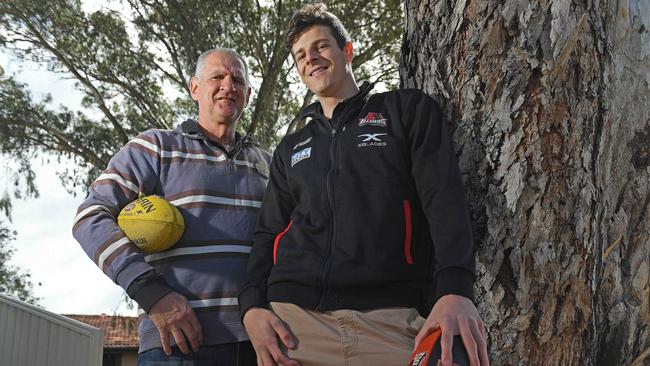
[72,119,271,352]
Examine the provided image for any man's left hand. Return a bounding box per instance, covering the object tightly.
[414,294,489,366]
[148,292,203,355]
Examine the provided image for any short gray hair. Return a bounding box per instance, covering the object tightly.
[194,48,250,86]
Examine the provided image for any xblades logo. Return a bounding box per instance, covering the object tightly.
[357,133,387,148]
[358,133,386,142]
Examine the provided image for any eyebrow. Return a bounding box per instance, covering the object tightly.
[207,70,244,78]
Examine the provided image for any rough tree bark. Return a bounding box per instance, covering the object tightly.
[401,1,649,365]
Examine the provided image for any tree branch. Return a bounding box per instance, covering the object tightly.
[12,8,130,144]
[3,117,106,169]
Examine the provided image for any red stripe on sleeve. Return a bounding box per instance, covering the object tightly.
[273,221,293,264]
[403,200,413,265]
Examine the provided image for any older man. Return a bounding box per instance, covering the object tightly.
[73,48,270,365]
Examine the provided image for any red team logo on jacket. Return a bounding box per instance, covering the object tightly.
[358,112,388,127]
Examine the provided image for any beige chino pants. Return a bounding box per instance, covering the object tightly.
[270,302,426,366]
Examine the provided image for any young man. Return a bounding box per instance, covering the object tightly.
[239,4,489,366]
[74,49,270,365]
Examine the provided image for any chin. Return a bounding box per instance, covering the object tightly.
[309,82,331,95]
[215,107,239,117]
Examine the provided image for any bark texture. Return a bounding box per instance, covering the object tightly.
[401,1,649,365]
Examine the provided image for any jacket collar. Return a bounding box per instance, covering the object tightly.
[298,81,374,123]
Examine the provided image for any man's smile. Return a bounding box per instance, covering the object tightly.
[309,66,328,77]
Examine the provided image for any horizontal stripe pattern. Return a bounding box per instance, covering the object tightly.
[131,137,161,154]
[94,173,140,194]
[189,298,238,308]
[98,237,131,270]
[144,245,252,262]
[185,290,241,300]
[73,204,113,227]
[137,297,239,315]
[170,195,261,208]
[131,138,256,168]
[166,189,263,204]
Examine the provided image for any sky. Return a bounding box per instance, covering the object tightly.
[1,52,137,316]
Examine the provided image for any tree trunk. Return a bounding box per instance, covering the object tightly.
[401,1,649,365]
[247,44,289,145]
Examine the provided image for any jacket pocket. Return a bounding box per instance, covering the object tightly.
[273,221,292,264]
[403,200,413,265]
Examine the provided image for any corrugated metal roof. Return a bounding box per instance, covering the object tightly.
[66,314,139,350]
[0,294,103,366]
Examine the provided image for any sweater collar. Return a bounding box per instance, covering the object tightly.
[175,119,258,154]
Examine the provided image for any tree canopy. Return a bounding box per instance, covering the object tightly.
[0,0,403,211]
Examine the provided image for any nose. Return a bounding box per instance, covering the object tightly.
[305,48,319,64]
[220,75,236,92]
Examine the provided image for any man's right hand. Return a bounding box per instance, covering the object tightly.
[148,292,203,355]
[243,307,300,366]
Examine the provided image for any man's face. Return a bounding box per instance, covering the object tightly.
[190,52,251,126]
[291,25,352,97]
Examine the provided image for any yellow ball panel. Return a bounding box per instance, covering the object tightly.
[117,195,185,253]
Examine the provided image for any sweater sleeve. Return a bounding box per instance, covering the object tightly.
[238,139,295,320]
[72,130,173,311]
[400,90,476,302]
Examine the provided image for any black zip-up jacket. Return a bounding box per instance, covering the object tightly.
[239,83,475,317]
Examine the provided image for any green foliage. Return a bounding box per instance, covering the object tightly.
[0,67,110,203]
[0,0,403,204]
[0,221,40,304]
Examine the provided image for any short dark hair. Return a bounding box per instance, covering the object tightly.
[285,3,350,53]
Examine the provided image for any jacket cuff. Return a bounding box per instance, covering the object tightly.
[435,267,475,303]
[238,286,268,323]
[126,270,173,313]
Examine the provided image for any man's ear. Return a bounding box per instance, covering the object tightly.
[344,42,354,63]
[189,76,199,101]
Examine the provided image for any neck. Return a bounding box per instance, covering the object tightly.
[318,80,359,119]
[197,119,237,146]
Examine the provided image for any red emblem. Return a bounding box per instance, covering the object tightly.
[359,112,388,127]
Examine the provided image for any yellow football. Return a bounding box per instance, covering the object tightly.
[117,195,184,253]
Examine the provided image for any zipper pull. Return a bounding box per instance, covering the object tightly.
[331,128,336,136]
